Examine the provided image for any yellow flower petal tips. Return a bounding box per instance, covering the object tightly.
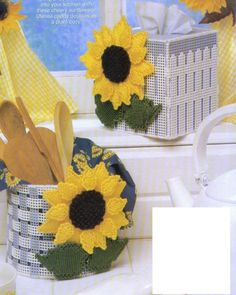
[80,16,154,110]
[38,163,129,254]
[180,0,227,13]
[0,1,26,34]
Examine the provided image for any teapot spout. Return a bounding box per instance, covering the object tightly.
[166,177,194,207]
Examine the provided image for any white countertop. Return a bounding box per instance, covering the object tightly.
[38,114,236,148]
[0,239,152,295]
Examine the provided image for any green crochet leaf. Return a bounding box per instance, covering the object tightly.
[124,95,162,132]
[87,238,128,274]
[36,238,128,280]
[36,243,89,280]
[95,95,124,128]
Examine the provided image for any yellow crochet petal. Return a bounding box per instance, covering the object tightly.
[113,17,126,45]
[80,52,94,68]
[38,219,60,234]
[65,166,84,191]
[111,87,122,110]
[132,32,148,48]
[70,229,81,244]
[82,168,97,190]
[99,218,118,240]
[86,60,103,79]
[129,69,145,86]
[87,41,105,60]
[0,2,26,34]
[58,182,78,202]
[112,16,132,48]
[93,76,114,101]
[106,197,127,215]
[93,30,103,45]
[101,175,121,198]
[130,84,144,100]
[114,180,126,198]
[80,53,102,79]
[118,82,132,106]
[94,230,107,250]
[14,14,27,21]
[112,212,129,229]
[46,204,69,222]
[43,190,62,206]
[118,20,132,49]
[80,230,96,254]
[180,0,227,13]
[128,46,147,65]
[94,162,110,190]
[9,1,23,14]
[54,222,75,245]
[101,26,113,47]
[133,61,155,77]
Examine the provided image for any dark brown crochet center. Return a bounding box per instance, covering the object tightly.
[0,2,8,20]
[102,45,131,83]
[69,190,106,230]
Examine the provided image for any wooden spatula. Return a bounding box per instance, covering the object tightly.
[3,133,56,185]
[0,100,26,141]
[54,101,74,178]
[16,97,63,182]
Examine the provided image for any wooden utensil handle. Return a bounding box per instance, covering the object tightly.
[16,97,62,182]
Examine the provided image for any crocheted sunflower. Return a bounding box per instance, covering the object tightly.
[38,162,129,254]
[0,1,26,34]
[80,16,154,110]
[180,0,227,13]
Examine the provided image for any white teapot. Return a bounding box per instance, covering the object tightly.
[167,103,236,295]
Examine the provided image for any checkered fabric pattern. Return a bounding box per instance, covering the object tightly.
[0,24,78,124]
[212,15,236,123]
[7,185,56,278]
[7,185,97,279]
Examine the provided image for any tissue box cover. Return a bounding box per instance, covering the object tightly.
[116,28,218,139]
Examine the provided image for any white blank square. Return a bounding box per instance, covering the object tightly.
[152,208,230,294]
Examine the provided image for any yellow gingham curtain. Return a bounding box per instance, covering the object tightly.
[212,15,236,123]
[0,26,78,124]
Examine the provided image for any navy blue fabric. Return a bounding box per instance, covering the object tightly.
[72,137,136,212]
[0,137,136,213]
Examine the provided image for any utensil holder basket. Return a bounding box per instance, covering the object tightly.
[6,184,95,280]
[6,185,57,279]
[6,184,125,280]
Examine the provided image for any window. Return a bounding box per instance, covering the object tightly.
[21,0,206,73]
[21,0,100,72]
[124,0,205,28]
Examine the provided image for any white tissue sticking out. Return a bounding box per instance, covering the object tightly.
[136,2,195,35]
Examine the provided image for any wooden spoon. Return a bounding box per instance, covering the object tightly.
[16,97,63,182]
[54,101,74,178]
[3,133,55,185]
[0,100,26,141]
[37,127,64,181]
[0,138,5,160]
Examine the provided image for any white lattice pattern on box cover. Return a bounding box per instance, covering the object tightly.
[116,28,218,139]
